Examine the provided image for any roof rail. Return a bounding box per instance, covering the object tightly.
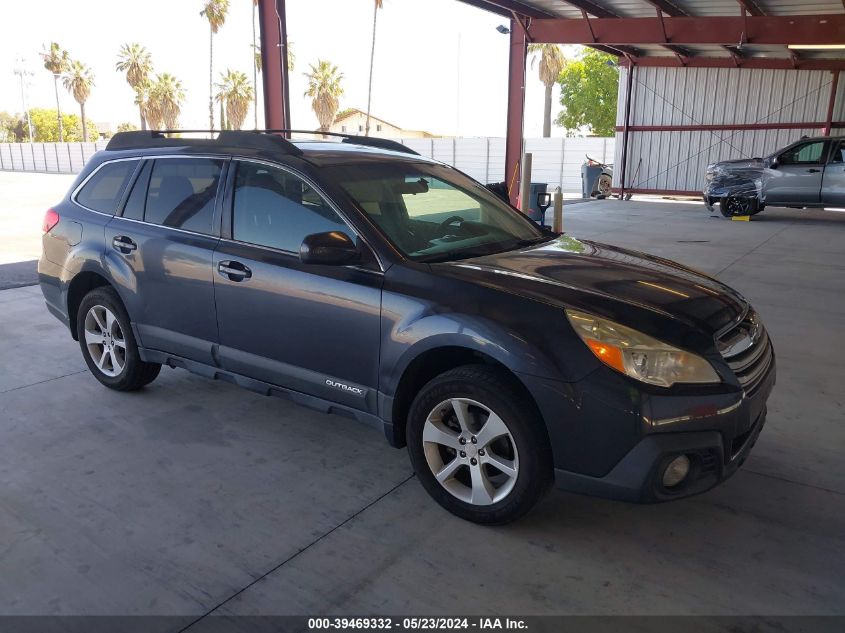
[265,129,421,156]
[105,130,303,156]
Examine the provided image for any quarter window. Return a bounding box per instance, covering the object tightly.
[231,162,348,253]
[144,158,223,235]
[829,141,845,165]
[779,141,825,165]
[76,160,138,214]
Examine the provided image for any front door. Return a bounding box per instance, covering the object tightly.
[213,160,383,412]
[763,140,828,206]
[105,157,225,364]
[821,140,845,207]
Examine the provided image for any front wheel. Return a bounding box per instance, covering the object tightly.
[407,365,552,524]
[76,286,161,391]
[720,196,755,217]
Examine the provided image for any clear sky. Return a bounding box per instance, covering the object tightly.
[0,0,581,138]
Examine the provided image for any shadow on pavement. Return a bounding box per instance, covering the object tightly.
[0,259,37,290]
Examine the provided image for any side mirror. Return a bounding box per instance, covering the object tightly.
[769,157,779,169]
[300,231,360,266]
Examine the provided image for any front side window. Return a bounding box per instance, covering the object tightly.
[144,158,223,235]
[231,161,348,253]
[779,141,825,165]
[327,162,544,262]
[76,160,138,214]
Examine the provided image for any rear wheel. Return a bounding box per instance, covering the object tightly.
[76,287,161,391]
[596,174,613,197]
[407,365,552,524]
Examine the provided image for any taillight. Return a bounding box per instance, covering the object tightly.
[43,209,60,234]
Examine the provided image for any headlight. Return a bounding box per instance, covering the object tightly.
[566,309,720,387]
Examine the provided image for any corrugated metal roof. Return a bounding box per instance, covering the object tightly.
[522,0,845,18]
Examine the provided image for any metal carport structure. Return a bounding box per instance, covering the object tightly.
[256,0,845,203]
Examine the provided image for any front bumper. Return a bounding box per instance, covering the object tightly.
[553,406,766,503]
[521,350,776,503]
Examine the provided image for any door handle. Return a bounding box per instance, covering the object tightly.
[112,235,137,253]
[218,260,252,282]
[807,168,821,173]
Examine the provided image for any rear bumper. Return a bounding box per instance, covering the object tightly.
[38,256,71,332]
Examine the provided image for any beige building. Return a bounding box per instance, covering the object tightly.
[330,108,436,139]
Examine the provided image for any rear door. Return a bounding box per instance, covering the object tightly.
[821,140,845,207]
[104,156,226,364]
[764,140,828,206]
[212,159,383,412]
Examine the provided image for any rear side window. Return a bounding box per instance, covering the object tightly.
[76,160,138,214]
[121,161,152,221]
[144,158,224,235]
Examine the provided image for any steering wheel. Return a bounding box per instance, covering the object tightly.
[437,215,466,234]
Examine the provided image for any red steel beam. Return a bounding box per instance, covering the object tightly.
[257,0,291,130]
[824,71,841,136]
[527,14,845,46]
[619,56,845,71]
[612,188,704,197]
[615,122,845,132]
[505,18,527,207]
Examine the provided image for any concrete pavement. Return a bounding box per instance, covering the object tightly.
[0,173,843,623]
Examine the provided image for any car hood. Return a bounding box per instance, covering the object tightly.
[708,158,766,171]
[440,235,747,347]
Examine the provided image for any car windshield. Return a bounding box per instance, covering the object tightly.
[326,162,545,262]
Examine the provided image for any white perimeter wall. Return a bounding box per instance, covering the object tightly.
[613,66,844,192]
[1,137,615,195]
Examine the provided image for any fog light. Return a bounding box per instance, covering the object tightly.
[662,455,691,488]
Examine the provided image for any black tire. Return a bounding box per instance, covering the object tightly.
[76,286,161,391]
[720,196,754,218]
[407,365,553,524]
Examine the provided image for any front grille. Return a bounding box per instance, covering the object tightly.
[718,309,773,395]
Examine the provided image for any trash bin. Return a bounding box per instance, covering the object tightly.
[525,182,548,222]
[581,164,603,198]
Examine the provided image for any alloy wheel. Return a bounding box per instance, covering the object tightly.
[726,197,751,215]
[83,305,126,377]
[422,398,519,506]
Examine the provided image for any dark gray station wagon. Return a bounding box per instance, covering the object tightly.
[39,131,775,523]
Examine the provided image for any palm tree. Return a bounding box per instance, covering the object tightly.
[134,80,153,129]
[40,42,70,142]
[216,69,254,130]
[116,43,154,130]
[201,0,230,130]
[364,0,383,137]
[62,60,94,142]
[304,60,343,134]
[251,0,259,129]
[528,43,566,138]
[149,73,185,129]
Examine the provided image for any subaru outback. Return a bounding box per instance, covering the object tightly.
[39,130,775,524]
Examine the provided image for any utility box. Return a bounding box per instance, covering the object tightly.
[524,183,548,222]
[581,164,603,198]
